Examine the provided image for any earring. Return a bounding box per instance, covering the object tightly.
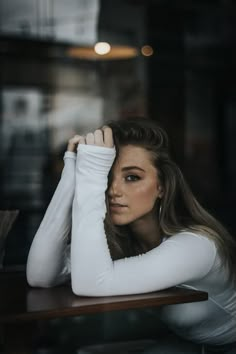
[159,200,162,220]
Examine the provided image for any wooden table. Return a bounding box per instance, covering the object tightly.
[0,271,208,354]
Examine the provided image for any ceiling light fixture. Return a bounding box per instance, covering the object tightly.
[94,42,111,55]
[67,43,138,60]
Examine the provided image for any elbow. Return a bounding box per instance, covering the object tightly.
[27,278,44,288]
[71,283,100,297]
[26,266,55,288]
[26,273,52,288]
[71,276,90,296]
[71,274,112,297]
[71,281,82,296]
[27,277,56,289]
[26,264,39,287]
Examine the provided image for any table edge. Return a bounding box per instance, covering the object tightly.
[0,290,208,324]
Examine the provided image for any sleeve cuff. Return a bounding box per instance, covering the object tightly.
[77,144,115,155]
[76,144,116,177]
[64,151,76,160]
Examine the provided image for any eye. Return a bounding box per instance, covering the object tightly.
[125,175,140,182]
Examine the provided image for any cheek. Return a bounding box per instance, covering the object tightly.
[131,182,158,205]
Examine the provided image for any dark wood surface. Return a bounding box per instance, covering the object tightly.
[0,271,208,324]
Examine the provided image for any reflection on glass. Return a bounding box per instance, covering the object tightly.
[0,87,104,265]
[0,0,99,45]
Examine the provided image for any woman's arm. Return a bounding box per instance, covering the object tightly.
[70,144,217,297]
[26,151,76,287]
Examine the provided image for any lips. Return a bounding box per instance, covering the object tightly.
[110,203,126,207]
[109,203,126,208]
[109,202,127,210]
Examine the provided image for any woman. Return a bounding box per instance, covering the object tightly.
[27,117,236,353]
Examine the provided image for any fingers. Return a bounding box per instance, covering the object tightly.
[79,136,85,144]
[102,127,114,148]
[85,127,114,147]
[85,132,95,145]
[67,135,85,152]
[94,129,104,146]
[85,131,102,145]
[67,127,114,151]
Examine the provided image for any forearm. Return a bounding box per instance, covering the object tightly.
[26,151,75,287]
[71,145,116,295]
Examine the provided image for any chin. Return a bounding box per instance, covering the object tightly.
[111,216,129,226]
[112,220,126,226]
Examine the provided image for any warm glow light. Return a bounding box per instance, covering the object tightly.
[141,45,154,57]
[94,42,111,55]
[67,45,138,60]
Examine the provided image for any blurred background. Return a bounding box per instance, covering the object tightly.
[0,0,236,267]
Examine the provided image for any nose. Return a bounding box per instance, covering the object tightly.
[107,179,123,198]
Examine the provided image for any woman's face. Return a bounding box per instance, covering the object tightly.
[107,145,163,226]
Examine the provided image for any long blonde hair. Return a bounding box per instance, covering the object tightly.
[105,117,236,283]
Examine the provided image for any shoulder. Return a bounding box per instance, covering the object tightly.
[162,231,217,258]
[153,231,218,280]
[164,230,215,243]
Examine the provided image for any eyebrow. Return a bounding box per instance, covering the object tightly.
[121,166,145,172]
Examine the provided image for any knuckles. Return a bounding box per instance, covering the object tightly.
[68,135,81,143]
[68,127,113,148]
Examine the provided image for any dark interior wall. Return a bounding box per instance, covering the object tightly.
[146,1,236,234]
[147,4,186,166]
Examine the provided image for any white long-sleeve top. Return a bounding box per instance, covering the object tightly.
[26,145,236,346]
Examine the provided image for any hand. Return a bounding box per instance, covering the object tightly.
[67,135,85,152]
[67,127,114,153]
[84,126,114,148]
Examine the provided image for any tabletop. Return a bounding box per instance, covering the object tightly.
[0,271,208,324]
